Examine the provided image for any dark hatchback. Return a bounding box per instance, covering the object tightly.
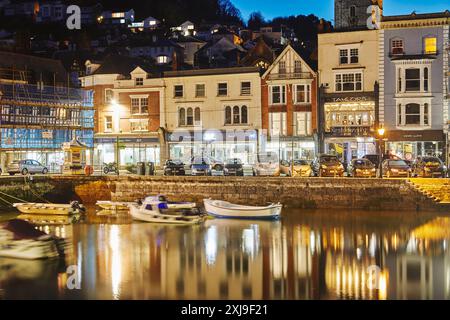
[163,160,185,176]
[347,159,376,178]
[224,158,244,176]
[190,157,211,176]
[412,156,447,178]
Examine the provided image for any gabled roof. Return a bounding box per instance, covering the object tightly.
[240,36,275,67]
[92,54,154,76]
[262,44,316,79]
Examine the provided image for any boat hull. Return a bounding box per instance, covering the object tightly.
[129,205,205,225]
[96,201,133,211]
[13,203,79,216]
[203,199,282,220]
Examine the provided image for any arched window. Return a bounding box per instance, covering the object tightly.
[233,106,240,124]
[349,5,356,18]
[241,106,248,124]
[179,108,185,126]
[225,106,231,125]
[194,107,201,123]
[405,103,420,125]
[186,107,193,126]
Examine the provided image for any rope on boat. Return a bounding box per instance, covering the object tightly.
[22,175,51,204]
[0,194,13,206]
[0,190,27,203]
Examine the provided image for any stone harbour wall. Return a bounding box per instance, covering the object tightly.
[0,175,445,212]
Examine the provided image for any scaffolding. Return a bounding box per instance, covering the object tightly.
[0,67,94,170]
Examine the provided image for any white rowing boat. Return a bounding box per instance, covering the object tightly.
[203,199,282,220]
[130,195,205,225]
[12,201,85,216]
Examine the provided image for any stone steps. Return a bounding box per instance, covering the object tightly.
[407,178,450,204]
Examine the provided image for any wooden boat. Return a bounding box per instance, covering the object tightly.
[203,199,282,220]
[0,219,64,260]
[130,195,205,225]
[12,201,85,216]
[96,201,134,211]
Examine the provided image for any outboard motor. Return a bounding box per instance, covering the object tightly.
[70,201,86,212]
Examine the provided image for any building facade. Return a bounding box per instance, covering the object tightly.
[318,29,379,163]
[0,52,94,173]
[163,67,262,165]
[379,13,450,161]
[261,45,318,161]
[81,56,165,168]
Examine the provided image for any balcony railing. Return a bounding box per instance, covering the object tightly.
[328,126,373,137]
[267,72,313,80]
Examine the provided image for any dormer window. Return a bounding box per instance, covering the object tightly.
[135,77,144,86]
[157,55,168,64]
[391,39,404,55]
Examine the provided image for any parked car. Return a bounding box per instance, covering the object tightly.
[347,159,377,178]
[362,154,381,168]
[382,159,412,178]
[163,160,185,176]
[253,152,280,176]
[210,158,225,176]
[312,154,345,177]
[190,157,211,176]
[7,160,48,175]
[223,158,244,176]
[412,156,447,178]
[280,160,312,177]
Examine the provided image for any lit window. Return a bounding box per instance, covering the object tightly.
[105,89,113,103]
[157,55,168,64]
[294,112,312,136]
[104,116,112,132]
[424,37,437,54]
[269,113,287,136]
[130,119,148,132]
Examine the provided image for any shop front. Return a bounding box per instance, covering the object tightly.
[321,93,378,164]
[168,129,259,165]
[264,137,317,161]
[385,130,445,161]
[94,134,161,168]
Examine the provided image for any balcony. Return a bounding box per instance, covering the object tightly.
[267,72,313,81]
[328,126,373,137]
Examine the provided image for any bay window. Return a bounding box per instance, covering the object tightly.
[335,72,362,92]
[405,69,420,91]
[397,102,431,127]
[269,112,287,136]
[294,112,312,136]
[396,65,432,93]
[294,84,311,103]
[270,85,286,104]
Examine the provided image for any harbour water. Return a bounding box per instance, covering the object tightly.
[0,208,449,300]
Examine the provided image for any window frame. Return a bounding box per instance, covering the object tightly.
[240,81,251,96]
[335,72,363,92]
[104,115,113,133]
[269,112,287,137]
[270,85,286,105]
[135,77,144,86]
[294,84,311,104]
[195,83,206,98]
[217,82,228,97]
[130,119,149,132]
[174,85,184,98]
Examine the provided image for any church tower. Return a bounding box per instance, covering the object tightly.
[334,0,383,30]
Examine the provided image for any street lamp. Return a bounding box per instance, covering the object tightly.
[377,127,385,178]
[111,99,121,176]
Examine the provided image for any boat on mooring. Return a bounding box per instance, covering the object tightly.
[129,195,206,225]
[12,201,85,216]
[203,199,282,220]
[0,219,66,260]
[96,201,134,211]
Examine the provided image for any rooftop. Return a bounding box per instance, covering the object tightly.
[164,66,259,78]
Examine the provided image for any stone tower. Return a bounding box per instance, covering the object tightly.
[335,0,383,30]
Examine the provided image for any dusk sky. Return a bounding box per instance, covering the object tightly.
[232,0,450,22]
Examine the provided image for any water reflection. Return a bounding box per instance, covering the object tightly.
[1,209,450,300]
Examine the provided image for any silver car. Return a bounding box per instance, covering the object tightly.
[7,160,48,175]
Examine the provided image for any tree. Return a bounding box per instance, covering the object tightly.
[247,11,265,30]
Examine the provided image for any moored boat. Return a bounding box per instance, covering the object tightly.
[130,195,206,225]
[203,199,282,220]
[0,219,65,260]
[13,201,85,216]
[96,201,134,211]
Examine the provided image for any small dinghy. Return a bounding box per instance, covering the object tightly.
[13,201,85,216]
[96,201,134,211]
[203,199,282,220]
[130,195,205,225]
[0,219,65,260]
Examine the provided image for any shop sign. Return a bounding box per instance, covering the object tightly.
[42,131,53,139]
[324,95,374,103]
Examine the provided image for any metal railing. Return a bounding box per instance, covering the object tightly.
[267,72,313,80]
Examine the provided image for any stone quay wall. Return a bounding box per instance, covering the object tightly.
[0,175,445,212]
